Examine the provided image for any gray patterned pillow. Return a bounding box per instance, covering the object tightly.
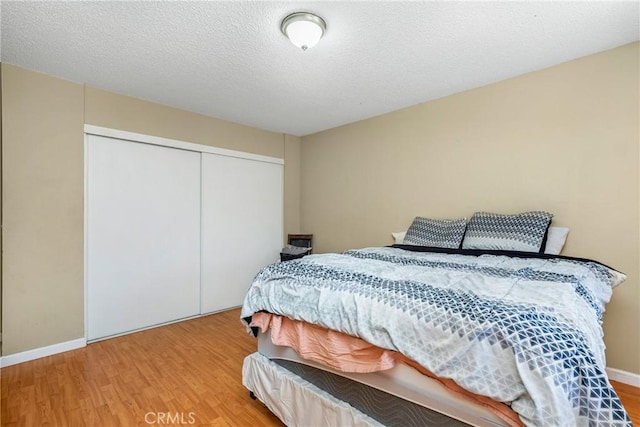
[461,211,553,252]
[403,217,468,248]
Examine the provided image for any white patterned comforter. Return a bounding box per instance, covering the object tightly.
[241,246,630,426]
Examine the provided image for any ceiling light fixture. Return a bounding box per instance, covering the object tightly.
[281,12,326,51]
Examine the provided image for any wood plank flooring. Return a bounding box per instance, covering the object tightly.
[2,308,639,426]
[1,309,283,426]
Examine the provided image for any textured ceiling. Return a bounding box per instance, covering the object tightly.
[1,1,639,136]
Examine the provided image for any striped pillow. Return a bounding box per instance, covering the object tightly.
[461,211,553,253]
[403,217,468,248]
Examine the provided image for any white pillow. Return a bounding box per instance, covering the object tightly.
[391,231,407,244]
[544,226,569,255]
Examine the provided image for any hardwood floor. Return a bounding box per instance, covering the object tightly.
[1,309,283,426]
[2,308,639,426]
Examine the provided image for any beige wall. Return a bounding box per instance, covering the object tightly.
[1,64,300,356]
[300,43,640,374]
[2,65,85,355]
[284,134,302,239]
[84,87,284,159]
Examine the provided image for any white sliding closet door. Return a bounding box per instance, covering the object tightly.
[201,153,283,314]
[86,135,201,340]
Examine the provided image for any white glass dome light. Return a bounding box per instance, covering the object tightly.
[281,12,326,51]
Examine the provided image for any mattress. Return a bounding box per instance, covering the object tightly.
[251,330,511,427]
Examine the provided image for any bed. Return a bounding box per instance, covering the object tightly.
[240,212,632,426]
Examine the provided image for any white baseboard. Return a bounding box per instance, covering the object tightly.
[607,367,640,387]
[0,338,86,368]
